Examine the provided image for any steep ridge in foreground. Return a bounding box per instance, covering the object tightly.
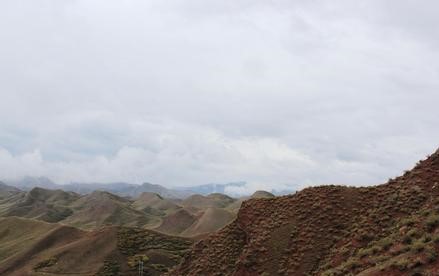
[172,148,439,275]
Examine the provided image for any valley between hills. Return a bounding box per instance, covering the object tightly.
[2,148,439,275]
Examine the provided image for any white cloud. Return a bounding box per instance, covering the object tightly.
[0,123,315,187]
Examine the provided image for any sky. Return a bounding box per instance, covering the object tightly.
[1,0,439,194]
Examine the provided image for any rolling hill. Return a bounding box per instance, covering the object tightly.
[182,193,236,210]
[155,207,235,238]
[0,185,242,239]
[131,192,181,215]
[155,209,198,236]
[0,181,21,199]
[180,207,235,237]
[0,217,193,276]
[251,190,275,199]
[0,187,79,223]
[63,182,194,199]
[171,148,439,275]
[4,178,195,198]
[62,190,160,229]
[149,193,240,237]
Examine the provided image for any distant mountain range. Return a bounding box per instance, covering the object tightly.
[176,182,247,195]
[6,176,59,190]
[3,177,294,198]
[4,177,193,199]
[0,181,21,199]
[177,181,294,196]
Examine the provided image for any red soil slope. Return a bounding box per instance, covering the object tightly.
[172,148,439,275]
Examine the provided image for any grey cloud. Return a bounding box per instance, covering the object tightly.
[0,0,439,191]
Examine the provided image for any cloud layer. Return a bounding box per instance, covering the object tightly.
[1,0,439,191]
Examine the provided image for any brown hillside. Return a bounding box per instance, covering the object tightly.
[0,187,79,223]
[251,190,275,199]
[182,193,235,210]
[155,200,237,237]
[0,217,59,263]
[62,190,160,229]
[155,208,197,236]
[172,148,439,275]
[227,190,275,214]
[132,192,181,214]
[0,217,193,276]
[181,207,235,237]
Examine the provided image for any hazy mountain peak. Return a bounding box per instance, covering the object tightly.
[251,190,275,198]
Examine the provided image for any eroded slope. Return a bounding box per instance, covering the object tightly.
[172,149,439,275]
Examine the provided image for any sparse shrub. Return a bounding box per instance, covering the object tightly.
[391,258,409,271]
[339,245,350,256]
[422,210,431,217]
[402,235,413,245]
[425,214,439,231]
[34,257,57,270]
[407,229,419,238]
[372,254,389,264]
[96,260,120,276]
[407,257,423,269]
[377,237,393,251]
[358,232,373,242]
[150,263,168,272]
[127,254,149,268]
[321,269,342,276]
[370,245,381,254]
[341,258,360,271]
[400,217,416,227]
[357,248,369,258]
[421,234,432,243]
[402,244,411,253]
[425,244,437,263]
[410,240,425,253]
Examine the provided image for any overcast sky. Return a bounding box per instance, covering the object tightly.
[1,0,439,193]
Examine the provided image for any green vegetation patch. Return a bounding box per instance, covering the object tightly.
[116,227,193,273]
[117,227,192,256]
[96,259,120,276]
